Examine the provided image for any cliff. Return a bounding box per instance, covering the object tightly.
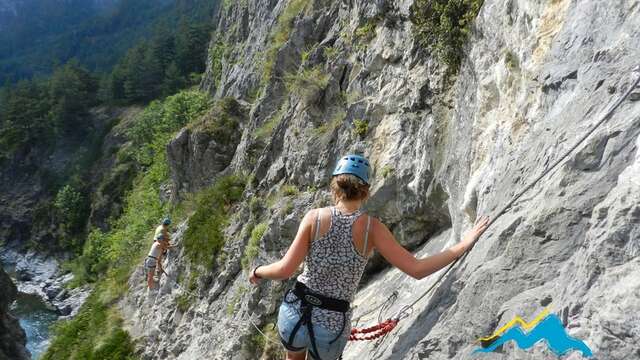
[118,0,640,359]
[0,267,29,360]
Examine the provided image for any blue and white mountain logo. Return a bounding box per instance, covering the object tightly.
[474,307,593,357]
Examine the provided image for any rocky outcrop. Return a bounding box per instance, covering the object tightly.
[122,0,640,359]
[166,98,248,199]
[0,267,29,360]
[1,249,91,318]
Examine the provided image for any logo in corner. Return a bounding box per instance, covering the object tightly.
[474,307,593,358]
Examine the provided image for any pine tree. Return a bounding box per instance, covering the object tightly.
[175,18,211,76]
[161,62,185,97]
[48,60,98,133]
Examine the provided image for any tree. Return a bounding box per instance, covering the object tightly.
[0,79,52,155]
[175,19,211,76]
[48,60,98,133]
[161,62,186,97]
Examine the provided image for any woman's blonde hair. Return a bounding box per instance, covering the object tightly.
[330,174,370,202]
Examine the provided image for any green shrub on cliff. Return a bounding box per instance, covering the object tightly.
[410,0,484,74]
[261,0,311,85]
[284,66,330,104]
[43,290,136,360]
[241,222,268,269]
[129,90,211,166]
[183,175,246,268]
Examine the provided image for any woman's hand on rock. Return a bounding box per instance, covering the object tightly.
[462,215,490,249]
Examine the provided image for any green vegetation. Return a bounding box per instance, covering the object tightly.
[355,19,378,43]
[0,61,97,159]
[504,50,518,70]
[345,90,363,105]
[0,4,215,252]
[261,0,311,84]
[382,165,394,178]
[265,182,301,209]
[176,293,194,313]
[100,21,212,104]
[301,47,312,63]
[226,285,248,315]
[67,90,209,285]
[410,0,484,74]
[209,41,229,88]
[222,0,234,11]
[175,269,201,313]
[323,46,340,62]
[190,97,242,141]
[353,119,369,138]
[43,289,136,360]
[46,89,214,359]
[314,110,345,136]
[49,61,99,132]
[241,223,268,269]
[183,175,246,268]
[0,0,217,84]
[248,323,283,359]
[281,185,299,196]
[249,197,263,215]
[255,102,288,141]
[129,90,211,165]
[54,185,87,247]
[284,66,330,103]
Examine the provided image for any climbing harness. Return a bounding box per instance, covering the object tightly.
[281,281,350,358]
[348,69,640,343]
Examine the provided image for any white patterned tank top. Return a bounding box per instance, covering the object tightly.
[294,206,371,333]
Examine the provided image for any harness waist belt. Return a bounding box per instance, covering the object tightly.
[292,281,349,313]
[147,255,158,260]
[282,282,350,359]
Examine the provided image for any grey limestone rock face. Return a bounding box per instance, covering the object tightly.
[122,0,640,359]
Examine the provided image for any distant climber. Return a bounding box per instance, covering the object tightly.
[249,154,490,360]
[145,233,171,289]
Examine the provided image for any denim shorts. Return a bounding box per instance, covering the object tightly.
[144,257,157,269]
[277,300,349,360]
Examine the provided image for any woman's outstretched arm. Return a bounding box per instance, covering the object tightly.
[249,210,316,283]
[371,216,490,280]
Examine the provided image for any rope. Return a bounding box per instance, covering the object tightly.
[356,68,640,339]
[349,319,399,341]
[351,291,398,327]
[248,316,283,347]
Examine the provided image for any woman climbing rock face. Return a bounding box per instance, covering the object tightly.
[145,233,171,290]
[249,154,490,360]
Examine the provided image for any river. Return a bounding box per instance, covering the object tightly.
[3,263,59,359]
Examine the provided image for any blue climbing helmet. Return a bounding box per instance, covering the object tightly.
[162,217,171,226]
[332,154,370,184]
